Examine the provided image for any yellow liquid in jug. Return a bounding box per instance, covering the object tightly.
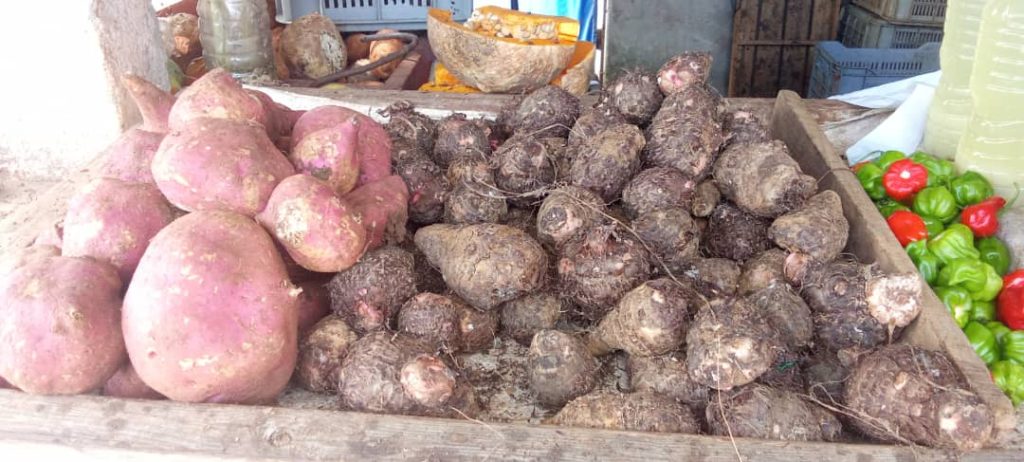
[956,0,1024,204]
[921,0,990,160]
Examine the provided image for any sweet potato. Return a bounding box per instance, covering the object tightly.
[844,345,993,450]
[327,246,417,334]
[433,113,490,169]
[657,52,712,95]
[769,190,850,262]
[707,384,841,441]
[281,13,347,80]
[493,135,557,207]
[32,220,64,250]
[296,279,331,335]
[550,390,700,434]
[168,68,267,130]
[343,175,410,250]
[397,293,498,353]
[98,128,164,184]
[529,330,599,407]
[256,174,366,272]
[738,248,787,295]
[290,106,393,187]
[337,331,477,417]
[643,92,724,182]
[396,156,449,225]
[507,85,580,138]
[499,292,564,346]
[290,105,361,148]
[296,315,358,393]
[0,250,124,395]
[587,278,691,357]
[713,140,816,218]
[690,180,721,218]
[568,104,627,149]
[103,363,164,400]
[569,124,645,202]
[62,178,175,282]
[627,353,709,412]
[788,257,922,351]
[444,182,509,225]
[122,210,299,404]
[289,118,360,195]
[382,101,436,153]
[621,167,696,219]
[633,207,701,274]
[368,29,403,80]
[678,257,740,298]
[607,71,663,126]
[247,89,303,143]
[122,74,174,134]
[723,110,770,146]
[703,203,772,262]
[686,297,779,390]
[745,283,813,349]
[152,117,294,216]
[558,225,651,320]
[536,186,607,250]
[415,223,547,311]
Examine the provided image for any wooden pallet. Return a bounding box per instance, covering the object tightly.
[0,90,1016,460]
[729,0,843,97]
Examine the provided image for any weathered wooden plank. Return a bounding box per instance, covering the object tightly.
[810,0,843,41]
[729,0,760,97]
[0,390,1015,462]
[779,0,814,94]
[769,91,1017,440]
[751,0,786,97]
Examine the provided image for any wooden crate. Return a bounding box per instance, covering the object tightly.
[729,0,843,97]
[0,90,1017,460]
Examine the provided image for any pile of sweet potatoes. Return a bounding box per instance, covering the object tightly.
[0,59,996,451]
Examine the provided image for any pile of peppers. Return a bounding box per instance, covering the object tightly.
[855,150,1024,406]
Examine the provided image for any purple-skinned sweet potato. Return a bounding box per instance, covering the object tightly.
[342,175,410,251]
[296,279,331,335]
[289,119,361,196]
[103,362,165,400]
[290,105,393,187]
[98,127,164,184]
[122,73,174,134]
[168,68,267,130]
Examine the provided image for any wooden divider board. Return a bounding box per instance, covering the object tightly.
[0,89,1016,459]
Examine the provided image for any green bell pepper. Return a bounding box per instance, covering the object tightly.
[971,300,996,323]
[936,259,1004,302]
[991,360,1024,407]
[987,321,1013,347]
[910,152,955,187]
[920,215,945,238]
[963,321,1000,366]
[877,200,910,218]
[950,171,994,207]
[912,186,959,223]
[906,240,943,285]
[934,286,973,328]
[928,224,981,264]
[1004,331,1024,366]
[856,163,887,201]
[977,237,1012,276]
[876,150,907,171]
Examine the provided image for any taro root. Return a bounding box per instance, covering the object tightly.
[690,180,721,218]
[568,104,627,149]
[586,278,691,357]
[382,101,436,153]
[506,85,580,138]
[397,293,498,353]
[703,203,772,262]
[536,186,607,251]
[707,384,842,442]
[738,248,788,295]
[627,353,709,413]
[657,51,712,95]
[769,191,850,262]
[621,167,696,219]
[500,292,564,346]
[745,283,813,349]
[446,156,494,187]
[643,93,724,182]
[493,134,557,207]
[606,71,663,126]
[723,110,770,146]
[327,246,418,333]
[713,140,816,218]
[677,257,740,298]
[395,156,450,225]
[558,225,651,321]
[539,137,572,182]
[391,138,430,166]
[444,182,509,225]
[632,207,701,274]
[550,390,701,434]
[528,330,599,407]
[433,113,491,168]
[296,315,358,393]
[686,297,779,390]
[569,124,645,202]
[844,344,994,450]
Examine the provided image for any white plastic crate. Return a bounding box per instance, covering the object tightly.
[842,4,944,49]
[853,0,946,25]
[275,0,472,31]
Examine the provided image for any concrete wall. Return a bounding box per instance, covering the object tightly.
[0,1,169,180]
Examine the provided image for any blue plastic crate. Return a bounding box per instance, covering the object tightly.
[276,0,472,31]
[807,41,940,98]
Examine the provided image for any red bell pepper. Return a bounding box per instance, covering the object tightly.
[886,210,928,246]
[883,159,929,202]
[999,269,1024,330]
[962,196,1006,238]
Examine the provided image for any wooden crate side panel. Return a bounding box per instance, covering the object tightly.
[768,91,1016,437]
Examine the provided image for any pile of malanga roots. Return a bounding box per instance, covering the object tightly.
[0,51,996,451]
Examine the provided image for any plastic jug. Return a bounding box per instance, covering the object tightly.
[955,0,1024,204]
[197,0,273,78]
[920,0,990,160]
